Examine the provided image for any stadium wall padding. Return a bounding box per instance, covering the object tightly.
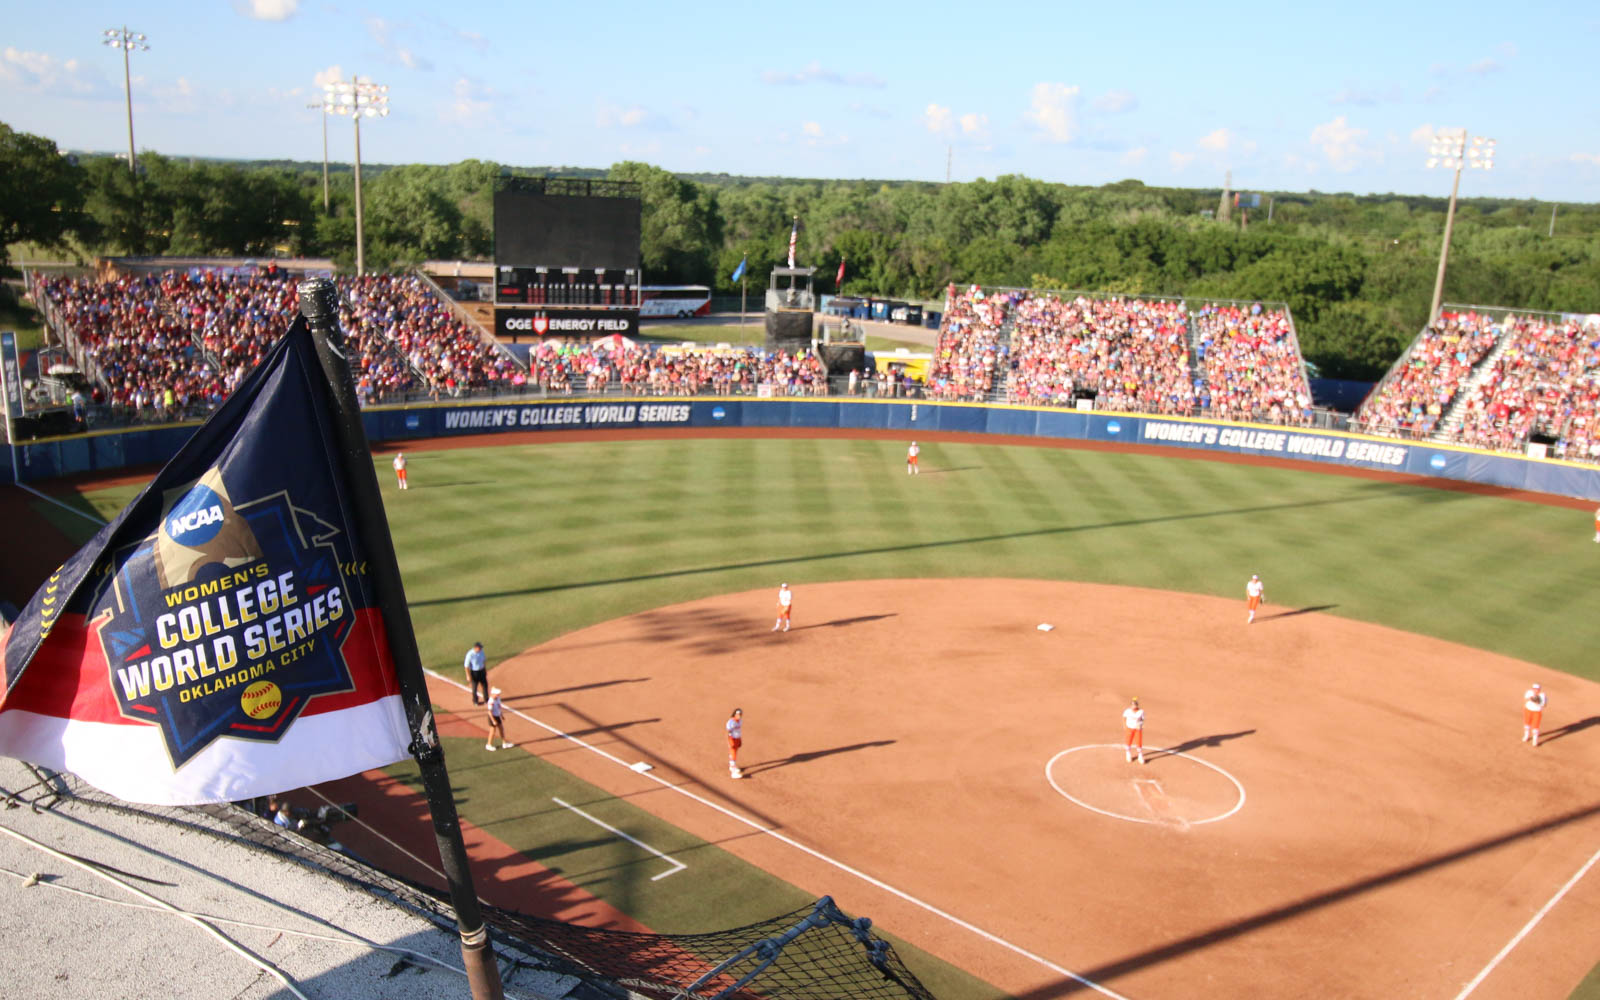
[8,398,1600,501]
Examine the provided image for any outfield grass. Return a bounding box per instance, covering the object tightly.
[61,436,1600,999]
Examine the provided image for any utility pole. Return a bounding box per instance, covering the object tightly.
[1218,170,1232,223]
[102,27,149,174]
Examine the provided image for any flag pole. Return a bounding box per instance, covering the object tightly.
[297,279,504,1000]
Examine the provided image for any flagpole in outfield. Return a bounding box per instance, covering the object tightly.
[297,279,505,1000]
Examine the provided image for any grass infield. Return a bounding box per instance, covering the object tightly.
[61,436,1600,999]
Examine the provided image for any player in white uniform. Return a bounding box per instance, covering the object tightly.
[772,583,793,632]
[1523,683,1547,747]
[907,441,920,475]
[726,708,744,778]
[392,452,408,490]
[1246,574,1265,624]
[1122,697,1146,764]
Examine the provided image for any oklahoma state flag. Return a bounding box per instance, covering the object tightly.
[0,317,410,804]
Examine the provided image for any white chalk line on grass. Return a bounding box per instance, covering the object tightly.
[1452,843,1600,1000]
[15,482,107,525]
[552,796,686,881]
[423,668,1133,1000]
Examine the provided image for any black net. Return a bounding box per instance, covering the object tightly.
[2,765,938,1000]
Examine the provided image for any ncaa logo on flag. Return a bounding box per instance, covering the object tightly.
[165,484,227,547]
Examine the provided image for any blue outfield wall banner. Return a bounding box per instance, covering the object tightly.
[6,397,1600,501]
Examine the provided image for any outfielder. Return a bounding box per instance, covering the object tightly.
[393,452,408,490]
[1246,574,1265,624]
[907,441,920,475]
[726,708,744,778]
[1523,683,1547,747]
[1123,697,1146,764]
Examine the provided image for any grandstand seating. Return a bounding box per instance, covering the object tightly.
[1453,314,1600,461]
[1191,302,1313,425]
[1353,311,1501,439]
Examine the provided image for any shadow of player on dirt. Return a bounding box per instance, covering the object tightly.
[740,740,896,776]
[1145,730,1256,762]
[1255,604,1338,623]
[789,613,897,631]
[1534,715,1600,746]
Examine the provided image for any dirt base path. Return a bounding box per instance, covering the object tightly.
[477,578,1600,1000]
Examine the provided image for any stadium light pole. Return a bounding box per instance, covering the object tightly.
[306,102,330,213]
[322,75,389,276]
[102,27,149,174]
[1424,129,1494,327]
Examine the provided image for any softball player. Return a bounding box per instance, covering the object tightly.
[727,708,744,778]
[1246,574,1265,624]
[1523,683,1547,747]
[1123,697,1146,764]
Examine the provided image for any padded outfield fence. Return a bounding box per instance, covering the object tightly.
[6,396,1600,501]
[0,763,937,1000]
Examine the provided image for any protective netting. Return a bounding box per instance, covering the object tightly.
[2,764,938,1000]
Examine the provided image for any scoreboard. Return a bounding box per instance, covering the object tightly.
[493,179,642,311]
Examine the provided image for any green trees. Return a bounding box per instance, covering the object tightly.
[4,113,1597,381]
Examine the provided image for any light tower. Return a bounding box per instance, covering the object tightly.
[1424,130,1495,327]
[102,27,150,174]
[322,75,389,275]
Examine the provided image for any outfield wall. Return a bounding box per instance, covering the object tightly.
[8,398,1600,501]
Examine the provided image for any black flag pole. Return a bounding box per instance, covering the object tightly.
[298,279,504,1000]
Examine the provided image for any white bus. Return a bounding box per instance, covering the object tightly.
[639,285,712,318]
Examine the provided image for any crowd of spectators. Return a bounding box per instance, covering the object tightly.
[926,285,1011,401]
[1453,315,1600,461]
[1192,303,1312,425]
[524,341,829,396]
[1353,311,1502,439]
[1005,293,1194,414]
[34,268,527,417]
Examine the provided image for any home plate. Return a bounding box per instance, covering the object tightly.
[630,762,654,773]
[1037,624,1054,632]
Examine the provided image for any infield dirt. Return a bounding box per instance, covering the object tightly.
[441,578,1600,1000]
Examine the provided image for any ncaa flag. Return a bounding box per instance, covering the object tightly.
[731,255,747,283]
[0,316,410,805]
[786,216,799,268]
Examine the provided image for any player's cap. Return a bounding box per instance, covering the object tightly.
[781,582,788,587]
[491,687,501,696]
[1532,682,1541,689]
[1251,573,1259,579]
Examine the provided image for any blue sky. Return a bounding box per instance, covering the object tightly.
[3,0,1597,201]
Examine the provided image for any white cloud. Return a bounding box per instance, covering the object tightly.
[1310,115,1373,171]
[443,76,493,125]
[761,62,884,88]
[1570,152,1600,166]
[958,112,988,135]
[1410,123,1439,148]
[802,121,823,137]
[1091,90,1137,114]
[0,47,102,96]
[1024,82,1081,143]
[596,101,650,128]
[364,16,432,71]
[1169,151,1195,171]
[1120,146,1148,166]
[925,104,988,139]
[797,120,847,148]
[457,30,488,53]
[924,103,953,134]
[237,0,299,21]
[1198,128,1232,152]
[1467,58,1502,75]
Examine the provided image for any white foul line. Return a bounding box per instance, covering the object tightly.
[552,796,686,881]
[15,482,108,525]
[1452,843,1600,1000]
[423,668,1132,1000]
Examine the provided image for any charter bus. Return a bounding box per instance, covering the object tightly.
[639,285,713,318]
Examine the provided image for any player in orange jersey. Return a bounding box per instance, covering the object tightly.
[1246,574,1264,624]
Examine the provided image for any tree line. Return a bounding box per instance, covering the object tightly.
[5,120,1598,380]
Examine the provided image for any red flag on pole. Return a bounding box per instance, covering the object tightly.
[836,256,846,286]
[787,216,798,268]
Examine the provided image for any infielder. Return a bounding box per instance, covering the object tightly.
[1246,574,1265,624]
[772,583,793,632]
[1523,683,1547,747]
[486,687,513,751]
[726,708,744,778]
[907,441,920,475]
[1123,697,1146,764]
[393,452,408,490]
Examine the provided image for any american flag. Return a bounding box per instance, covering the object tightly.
[786,216,798,268]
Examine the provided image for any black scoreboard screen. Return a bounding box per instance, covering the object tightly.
[494,190,641,272]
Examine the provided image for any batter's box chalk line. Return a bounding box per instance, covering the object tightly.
[1045,743,1246,827]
